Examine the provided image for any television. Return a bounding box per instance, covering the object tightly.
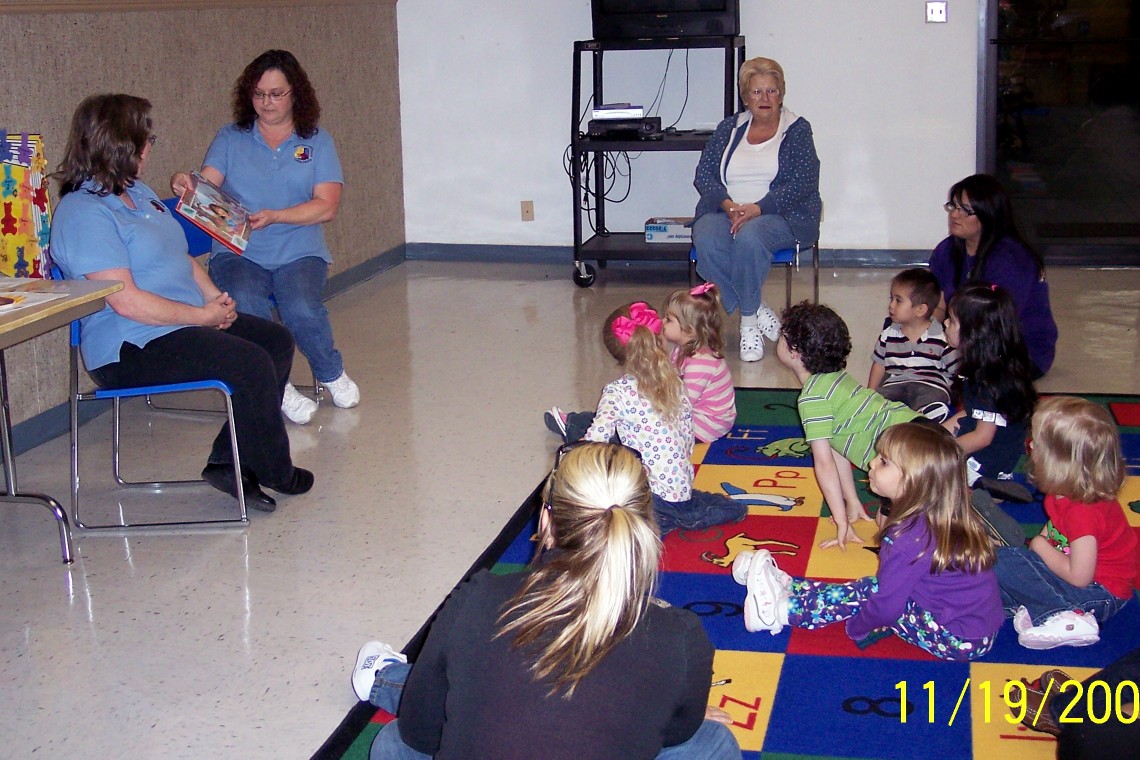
[591,0,740,40]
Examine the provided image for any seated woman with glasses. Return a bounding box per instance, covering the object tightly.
[172,49,357,427]
[690,56,822,363]
[929,174,1057,377]
[358,442,742,760]
[51,94,313,511]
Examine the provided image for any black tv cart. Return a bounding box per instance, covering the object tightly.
[569,35,745,287]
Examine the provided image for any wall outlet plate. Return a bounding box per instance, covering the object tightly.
[926,1,947,23]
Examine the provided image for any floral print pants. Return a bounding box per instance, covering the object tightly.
[786,577,995,661]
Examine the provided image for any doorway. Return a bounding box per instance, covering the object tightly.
[984,0,1140,265]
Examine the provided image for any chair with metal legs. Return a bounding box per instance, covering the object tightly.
[66,318,249,529]
[51,265,249,529]
[689,240,820,311]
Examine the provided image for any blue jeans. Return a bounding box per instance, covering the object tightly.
[994,546,1128,625]
[87,316,296,486]
[367,664,742,759]
[691,210,795,316]
[209,252,345,382]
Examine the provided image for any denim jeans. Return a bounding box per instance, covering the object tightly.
[367,664,742,759]
[654,491,747,536]
[994,545,1128,625]
[87,316,296,486]
[209,251,344,382]
[692,210,795,316]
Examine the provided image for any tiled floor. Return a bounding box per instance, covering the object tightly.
[1,260,1137,758]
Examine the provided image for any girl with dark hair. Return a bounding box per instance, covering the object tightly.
[52,94,312,511]
[172,49,356,427]
[355,443,742,759]
[943,282,1038,487]
[929,173,1057,376]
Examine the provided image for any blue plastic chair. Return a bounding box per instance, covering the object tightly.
[689,240,820,311]
[53,264,248,529]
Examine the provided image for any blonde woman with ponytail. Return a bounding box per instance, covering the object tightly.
[365,443,741,759]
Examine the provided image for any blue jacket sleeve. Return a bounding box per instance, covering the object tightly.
[758,117,822,246]
[846,520,933,641]
[691,114,737,221]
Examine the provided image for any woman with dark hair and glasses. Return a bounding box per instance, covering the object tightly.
[929,173,1057,377]
[51,94,313,511]
[172,49,357,426]
[353,442,741,759]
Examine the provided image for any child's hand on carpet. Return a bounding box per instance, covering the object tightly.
[847,499,874,524]
[819,523,864,551]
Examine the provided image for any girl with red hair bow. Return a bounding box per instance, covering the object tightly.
[546,301,744,536]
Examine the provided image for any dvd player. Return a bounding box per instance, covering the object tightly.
[587,116,663,140]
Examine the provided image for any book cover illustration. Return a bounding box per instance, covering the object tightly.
[0,131,52,278]
[175,171,252,254]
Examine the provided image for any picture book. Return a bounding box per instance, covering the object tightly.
[175,172,251,254]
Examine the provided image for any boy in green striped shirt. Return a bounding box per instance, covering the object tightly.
[775,303,920,550]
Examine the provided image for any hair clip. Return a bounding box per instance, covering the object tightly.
[990,283,998,291]
[690,282,715,296]
[612,302,662,344]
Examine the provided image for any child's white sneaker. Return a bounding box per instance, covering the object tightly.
[756,304,781,342]
[732,550,792,591]
[1012,605,1033,635]
[1018,610,1100,650]
[325,371,360,408]
[281,382,317,424]
[351,641,407,701]
[741,550,786,634]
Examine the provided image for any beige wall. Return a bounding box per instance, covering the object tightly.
[1,2,404,423]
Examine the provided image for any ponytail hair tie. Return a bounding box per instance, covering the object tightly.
[690,282,715,296]
[990,283,998,291]
[611,302,662,345]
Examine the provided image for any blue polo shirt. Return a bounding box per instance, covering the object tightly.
[50,180,206,370]
[203,123,343,269]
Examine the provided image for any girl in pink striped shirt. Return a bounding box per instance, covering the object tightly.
[662,284,738,443]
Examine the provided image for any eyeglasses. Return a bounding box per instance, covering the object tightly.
[253,89,292,103]
[146,135,157,146]
[943,201,976,216]
[748,88,780,100]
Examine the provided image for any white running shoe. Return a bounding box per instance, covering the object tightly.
[1018,610,1100,650]
[740,325,764,362]
[740,550,787,634]
[756,304,781,342]
[281,382,317,425]
[351,641,407,701]
[325,371,360,408]
[1013,606,1033,635]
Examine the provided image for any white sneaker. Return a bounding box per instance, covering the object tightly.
[740,550,787,634]
[740,325,764,362]
[352,641,407,701]
[281,382,317,425]
[756,304,781,342]
[325,371,360,408]
[1018,610,1100,650]
[1013,605,1033,635]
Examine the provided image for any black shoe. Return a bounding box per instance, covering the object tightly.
[977,477,1033,503]
[265,467,314,495]
[201,463,277,512]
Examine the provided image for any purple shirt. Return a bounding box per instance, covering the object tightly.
[929,235,1058,374]
[845,517,1004,641]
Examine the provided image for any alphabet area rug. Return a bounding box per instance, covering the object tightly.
[312,388,1140,760]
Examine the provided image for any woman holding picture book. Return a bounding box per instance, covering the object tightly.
[51,94,313,512]
[172,49,356,426]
